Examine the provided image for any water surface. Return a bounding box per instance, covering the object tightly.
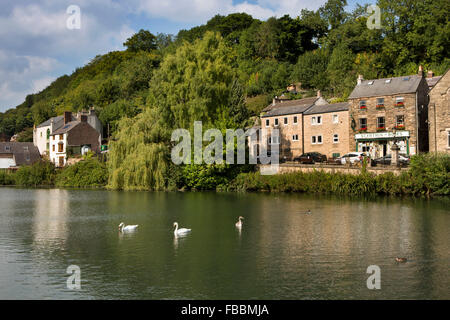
[0,188,449,299]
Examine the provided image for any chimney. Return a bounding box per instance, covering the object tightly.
[316,90,322,98]
[89,106,95,116]
[418,65,424,77]
[427,70,434,78]
[80,115,88,123]
[357,74,364,85]
[50,118,54,132]
[64,111,72,125]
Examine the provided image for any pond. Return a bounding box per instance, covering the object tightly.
[0,188,448,299]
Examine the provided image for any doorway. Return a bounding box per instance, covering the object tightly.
[379,140,387,156]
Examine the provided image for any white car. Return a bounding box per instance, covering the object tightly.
[340,152,369,164]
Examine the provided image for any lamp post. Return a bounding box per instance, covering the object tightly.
[391,127,400,167]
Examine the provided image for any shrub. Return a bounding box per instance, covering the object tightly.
[13,161,56,187]
[55,158,107,188]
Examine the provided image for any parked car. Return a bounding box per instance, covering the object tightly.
[371,154,410,166]
[294,152,327,164]
[340,152,369,165]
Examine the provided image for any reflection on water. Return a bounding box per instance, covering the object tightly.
[0,187,449,299]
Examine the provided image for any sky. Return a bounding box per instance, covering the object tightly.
[0,0,365,112]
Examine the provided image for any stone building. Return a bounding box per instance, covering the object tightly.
[0,142,40,169]
[303,102,349,159]
[260,92,328,160]
[347,67,429,158]
[428,68,450,153]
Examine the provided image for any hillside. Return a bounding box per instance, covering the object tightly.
[0,0,448,149]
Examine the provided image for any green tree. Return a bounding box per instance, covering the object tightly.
[124,29,157,52]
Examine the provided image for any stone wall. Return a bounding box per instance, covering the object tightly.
[429,70,450,153]
[261,113,304,160]
[348,92,419,154]
[303,110,349,158]
[260,163,409,176]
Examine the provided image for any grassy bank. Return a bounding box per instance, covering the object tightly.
[229,153,450,196]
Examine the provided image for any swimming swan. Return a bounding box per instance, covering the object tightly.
[173,222,191,235]
[235,216,244,228]
[118,222,139,232]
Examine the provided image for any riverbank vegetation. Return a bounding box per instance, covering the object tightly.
[229,154,450,196]
[0,157,107,188]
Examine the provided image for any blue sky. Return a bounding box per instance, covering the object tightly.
[0,0,370,112]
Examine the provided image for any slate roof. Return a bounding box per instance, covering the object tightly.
[261,97,320,117]
[304,102,349,115]
[50,121,81,135]
[426,76,443,88]
[348,75,424,99]
[36,115,76,129]
[0,142,41,166]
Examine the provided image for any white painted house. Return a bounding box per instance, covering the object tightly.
[49,112,101,167]
[33,107,102,157]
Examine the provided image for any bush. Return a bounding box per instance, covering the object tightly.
[55,158,107,188]
[0,170,15,185]
[13,161,56,187]
[230,154,450,197]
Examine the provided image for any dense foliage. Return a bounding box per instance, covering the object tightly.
[230,154,450,196]
[0,158,107,188]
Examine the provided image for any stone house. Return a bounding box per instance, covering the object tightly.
[347,67,429,158]
[0,142,40,169]
[49,112,101,167]
[428,68,450,153]
[303,102,349,159]
[260,92,328,160]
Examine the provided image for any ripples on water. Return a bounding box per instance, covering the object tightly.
[0,188,449,299]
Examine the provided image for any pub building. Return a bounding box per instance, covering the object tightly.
[347,67,429,158]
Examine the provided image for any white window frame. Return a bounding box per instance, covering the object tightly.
[395,96,404,103]
[317,135,323,144]
[311,136,316,144]
[293,116,298,125]
[311,117,316,125]
[317,116,322,125]
[447,129,450,148]
[274,118,279,127]
[283,117,288,125]
[265,119,270,127]
[333,134,339,143]
[333,114,339,124]
[292,134,299,141]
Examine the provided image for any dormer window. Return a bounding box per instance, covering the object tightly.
[5,146,10,151]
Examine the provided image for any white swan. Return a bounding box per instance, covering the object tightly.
[118,222,139,232]
[235,216,244,228]
[173,222,191,236]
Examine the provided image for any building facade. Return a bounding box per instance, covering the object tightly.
[49,112,101,167]
[34,108,102,156]
[348,68,429,158]
[428,68,450,153]
[260,94,328,160]
[303,102,349,159]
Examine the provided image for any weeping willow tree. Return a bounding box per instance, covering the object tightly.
[108,32,246,190]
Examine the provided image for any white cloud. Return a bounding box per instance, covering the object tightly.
[135,0,327,22]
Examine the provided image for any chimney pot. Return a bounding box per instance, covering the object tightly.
[427,70,434,78]
[357,74,364,85]
[317,90,321,98]
[418,65,424,77]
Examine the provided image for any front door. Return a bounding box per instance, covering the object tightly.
[58,156,64,167]
[379,140,387,156]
